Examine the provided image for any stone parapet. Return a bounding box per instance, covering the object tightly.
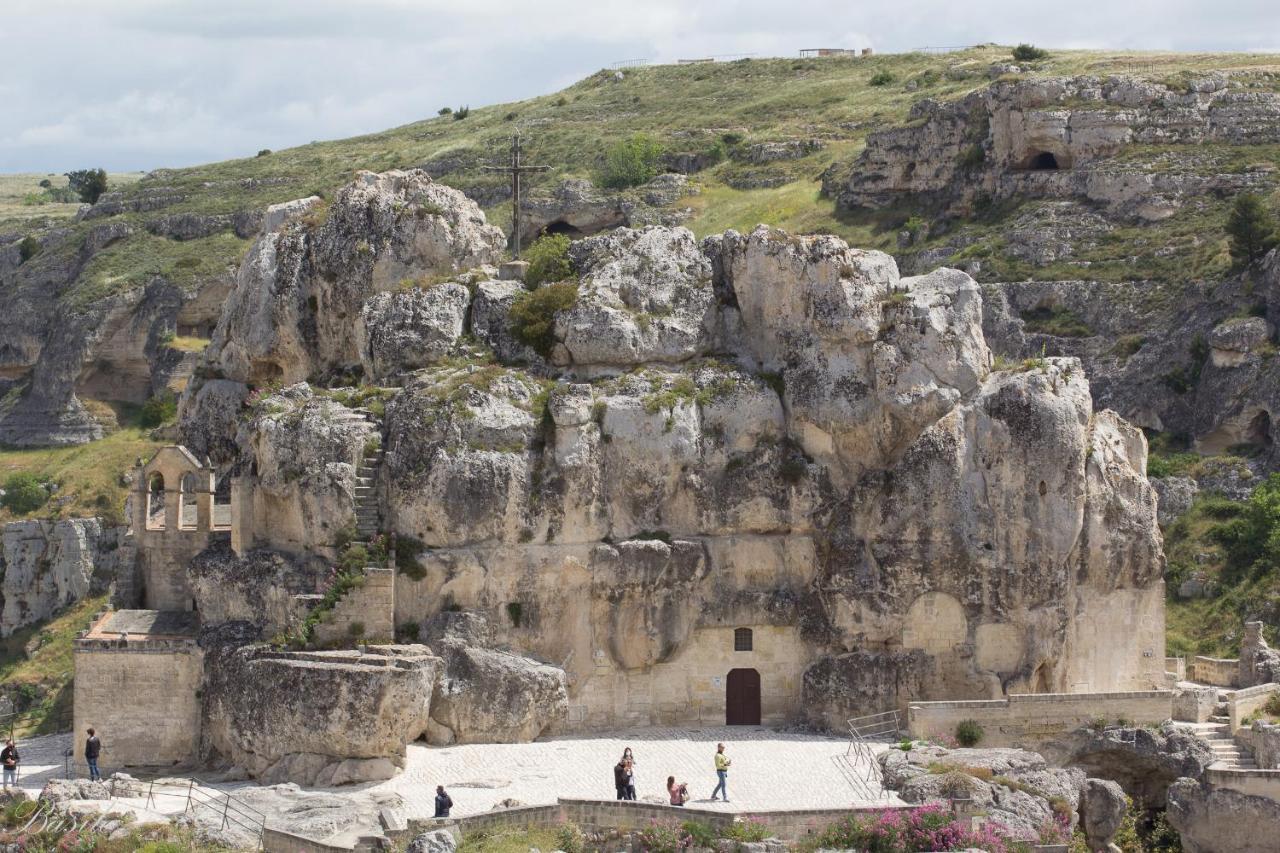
[1189,656,1240,688]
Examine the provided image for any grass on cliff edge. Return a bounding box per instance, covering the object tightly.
[0,403,161,525]
[13,45,1280,307]
[0,595,107,738]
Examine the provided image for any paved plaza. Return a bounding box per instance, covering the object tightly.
[367,726,903,819]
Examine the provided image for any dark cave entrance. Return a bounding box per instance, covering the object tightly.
[543,220,584,238]
[1028,151,1061,170]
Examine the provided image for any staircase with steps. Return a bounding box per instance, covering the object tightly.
[164,351,201,394]
[328,407,386,541]
[1184,717,1259,770]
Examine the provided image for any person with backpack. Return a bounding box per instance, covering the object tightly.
[84,728,102,782]
[434,785,453,818]
[1,740,18,790]
[710,742,730,802]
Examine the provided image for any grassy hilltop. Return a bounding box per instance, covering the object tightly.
[8,44,1280,311]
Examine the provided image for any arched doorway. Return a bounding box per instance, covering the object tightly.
[725,668,761,725]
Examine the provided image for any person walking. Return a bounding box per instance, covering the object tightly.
[84,728,102,782]
[434,785,453,818]
[667,775,688,806]
[1,740,18,790]
[710,742,730,802]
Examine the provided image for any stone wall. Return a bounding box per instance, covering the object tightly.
[1227,683,1280,733]
[907,691,1173,748]
[1241,721,1280,770]
[1205,767,1280,802]
[1189,656,1240,687]
[312,568,394,647]
[73,637,203,769]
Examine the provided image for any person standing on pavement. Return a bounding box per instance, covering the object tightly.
[1,740,18,790]
[710,742,730,802]
[622,747,637,800]
[613,756,628,800]
[84,728,102,782]
[434,785,453,818]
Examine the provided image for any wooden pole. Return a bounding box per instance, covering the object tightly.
[483,132,549,260]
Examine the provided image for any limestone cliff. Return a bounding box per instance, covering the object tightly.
[182,169,1166,733]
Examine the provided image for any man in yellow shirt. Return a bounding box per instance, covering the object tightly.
[711,742,731,802]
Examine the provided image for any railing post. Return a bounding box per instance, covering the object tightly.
[222,794,230,830]
[185,778,195,814]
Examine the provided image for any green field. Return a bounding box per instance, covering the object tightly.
[0,171,142,224]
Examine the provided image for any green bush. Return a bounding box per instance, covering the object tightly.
[1,473,49,515]
[681,821,716,848]
[18,236,40,263]
[869,70,896,86]
[1226,192,1279,267]
[438,106,453,115]
[524,233,573,288]
[257,148,272,157]
[955,718,984,747]
[1012,43,1049,61]
[1021,305,1093,337]
[601,133,664,189]
[65,168,108,204]
[139,392,177,428]
[454,105,470,120]
[555,822,585,853]
[509,282,579,356]
[721,821,769,842]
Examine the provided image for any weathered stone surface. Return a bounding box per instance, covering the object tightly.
[1080,778,1127,852]
[429,640,568,744]
[201,644,439,785]
[175,378,249,467]
[407,829,458,853]
[879,744,1083,838]
[1239,621,1280,687]
[1209,316,1274,368]
[187,541,321,639]
[209,169,504,384]
[358,284,470,379]
[0,519,132,636]
[1167,776,1280,853]
[1152,476,1198,527]
[1041,725,1214,806]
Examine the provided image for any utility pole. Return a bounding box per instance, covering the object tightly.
[483,132,550,259]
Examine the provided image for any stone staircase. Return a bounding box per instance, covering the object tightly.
[1186,713,1259,770]
[333,407,385,540]
[165,351,200,394]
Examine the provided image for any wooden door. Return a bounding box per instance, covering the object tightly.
[726,668,761,725]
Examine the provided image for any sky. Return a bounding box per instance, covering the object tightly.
[2,0,1280,173]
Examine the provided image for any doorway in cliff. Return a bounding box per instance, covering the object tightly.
[726,668,761,725]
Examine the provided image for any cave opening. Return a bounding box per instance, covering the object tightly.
[1028,151,1060,170]
[543,220,584,238]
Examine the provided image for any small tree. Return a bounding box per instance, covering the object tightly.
[869,70,896,86]
[1,473,48,515]
[1227,192,1279,267]
[601,134,664,189]
[510,282,579,356]
[139,392,177,428]
[453,105,470,120]
[64,168,109,204]
[524,233,573,288]
[438,106,453,115]
[955,718,984,747]
[1012,44,1049,62]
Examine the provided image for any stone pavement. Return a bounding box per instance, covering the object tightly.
[363,726,903,819]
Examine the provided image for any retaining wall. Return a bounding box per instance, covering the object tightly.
[1205,767,1280,802]
[1189,656,1239,687]
[908,691,1173,748]
[1227,683,1279,733]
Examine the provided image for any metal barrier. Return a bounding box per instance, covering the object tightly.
[840,709,902,800]
[0,708,74,742]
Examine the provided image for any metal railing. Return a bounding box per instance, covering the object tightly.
[0,707,74,742]
[841,709,902,800]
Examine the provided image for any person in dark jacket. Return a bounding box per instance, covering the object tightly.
[613,759,627,800]
[434,785,453,817]
[1,740,17,789]
[84,728,102,782]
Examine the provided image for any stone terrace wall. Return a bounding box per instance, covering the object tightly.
[402,799,916,845]
[1205,767,1280,803]
[1189,656,1240,687]
[908,691,1173,748]
[311,568,394,647]
[1227,683,1280,733]
[73,637,203,769]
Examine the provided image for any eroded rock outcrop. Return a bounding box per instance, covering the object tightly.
[1041,725,1214,806]
[208,169,504,385]
[428,640,568,744]
[0,519,132,636]
[1167,776,1280,853]
[201,644,438,785]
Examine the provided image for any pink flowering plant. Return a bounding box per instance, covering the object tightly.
[811,803,1036,853]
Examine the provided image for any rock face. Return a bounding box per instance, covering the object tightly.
[1239,621,1280,687]
[828,75,1280,221]
[208,169,504,385]
[1167,776,1280,853]
[201,644,439,785]
[1080,778,1127,853]
[1041,725,1215,806]
[0,519,132,636]
[879,744,1083,838]
[517,176,694,247]
[181,169,1165,738]
[428,640,568,744]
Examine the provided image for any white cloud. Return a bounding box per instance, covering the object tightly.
[0,0,1278,171]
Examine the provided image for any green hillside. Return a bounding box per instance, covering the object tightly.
[9,45,1280,311]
